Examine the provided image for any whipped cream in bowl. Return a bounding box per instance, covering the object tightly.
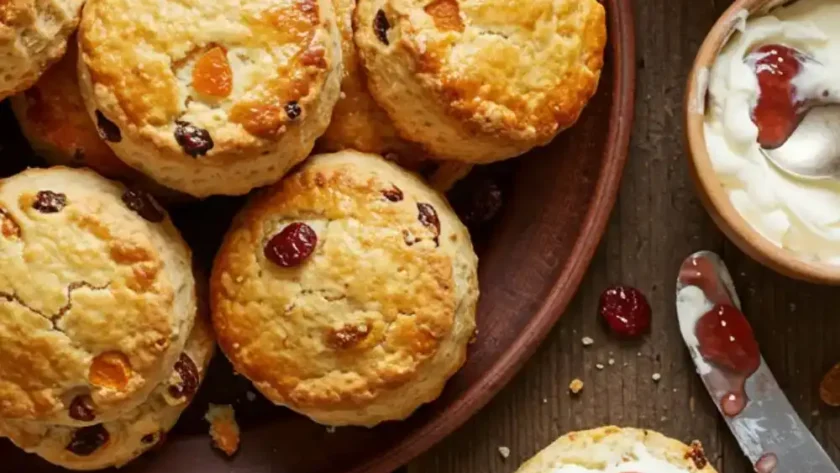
[686,0,840,283]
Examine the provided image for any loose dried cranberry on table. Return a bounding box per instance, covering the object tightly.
[32,190,67,213]
[264,222,317,267]
[168,353,199,400]
[68,395,95,422]
[66,424,109,456]
[122,189,165,223]
[284,102,302,120]
[374,9,391,45]
[174,120,214,157]
[95,111,122,143]
[598,286,651,338]
[382,185,403,202]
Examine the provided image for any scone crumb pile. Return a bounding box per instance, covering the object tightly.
[205,404,240,457]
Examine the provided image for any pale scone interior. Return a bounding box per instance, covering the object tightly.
[515,427,717,473]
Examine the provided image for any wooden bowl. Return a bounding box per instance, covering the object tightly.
[685,0,840,285]
[0,1,636,471]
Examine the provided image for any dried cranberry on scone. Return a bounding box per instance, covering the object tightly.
[354,0,607,163]
[0,167,195,427]
[77,0,343,197]
[211,150,479,427]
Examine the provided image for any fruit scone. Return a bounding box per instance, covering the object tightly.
[515,427,717,473]
[10,40,185,201]
[355,0,607,163]
[77,0,343,197]
[211,150,478,427]
[0,167,196,427]
[0,0,84,100]
[0,314,215,470]
[319,0,473,192]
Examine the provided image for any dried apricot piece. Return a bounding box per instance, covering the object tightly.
[192,46,233,98]
[820,362,840,406]
[89,352,133,390]
[424,0,464,32]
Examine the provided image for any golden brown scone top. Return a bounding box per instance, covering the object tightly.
[10,40,138,180]
[0,167,195,425]
[77,0,343,196]
[211,150,478,426]
[0,314,215,471]
[0,0,84,100]
[515,426,718,473]
[318,0,424,158]
[355,0,606,162]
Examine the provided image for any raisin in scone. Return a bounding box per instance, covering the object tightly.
[354,0,606,163]
[77,0,343,197]
[9,41,185,201]
[516,427,718,473]
[0,167,195,426]
[0,315,215,471]
[0,0,84,100]
[211,150,479,427]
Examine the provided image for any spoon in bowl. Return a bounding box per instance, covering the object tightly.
[760,105,840,180]
[748,44,840,180]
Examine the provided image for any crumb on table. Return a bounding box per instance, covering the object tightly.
[569,378,584,395]
[205,403,240,457]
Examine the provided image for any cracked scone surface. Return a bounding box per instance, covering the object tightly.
[211,150,479,427]
[77,0,343,197]
[0,0,84,100]
[355,0,606,163]
[515,427,718,473]
[0,167,195,426]
[0,314,215,471]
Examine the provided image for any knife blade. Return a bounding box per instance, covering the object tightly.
[676,251,838,473]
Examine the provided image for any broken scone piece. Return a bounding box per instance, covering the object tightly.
[514,427,717,473]
[205,404,240,457]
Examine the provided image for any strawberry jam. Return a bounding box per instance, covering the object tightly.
[678,253,761,418]
[747,44,807,149]
[695,304,760,375]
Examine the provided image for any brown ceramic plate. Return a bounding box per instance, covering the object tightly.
[0,1,635,471]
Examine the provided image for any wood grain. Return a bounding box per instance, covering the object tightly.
[407,1,840,472]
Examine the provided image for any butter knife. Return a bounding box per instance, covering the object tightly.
[675,251,838,473]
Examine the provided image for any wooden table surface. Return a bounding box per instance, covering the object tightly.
[405,1,840,472]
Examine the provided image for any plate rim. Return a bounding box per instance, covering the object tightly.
[345,2,637,472]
